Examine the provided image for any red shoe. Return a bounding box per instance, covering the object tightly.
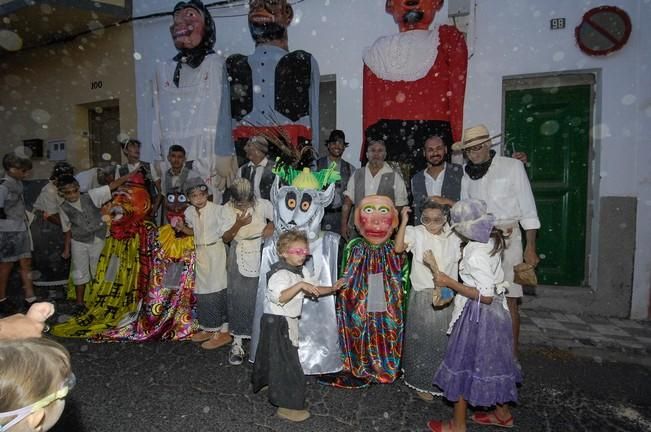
[426,419,453,432]
[471,411,514,428]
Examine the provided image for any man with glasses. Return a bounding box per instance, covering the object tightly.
[454,124,540,357]
[316,130,355,232]
[410,134,463,223]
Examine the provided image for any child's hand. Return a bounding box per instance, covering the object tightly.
[236,211,252,227]
[423,250,439,274]
[301,282,321,297]
[435,271,453,288]
[400,206,411,223]
[173,219,185,232]
[26,302,55,322]
[61,249,70,260]
[333,278,346,291]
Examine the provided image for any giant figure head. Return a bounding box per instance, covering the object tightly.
[385,0,443,32]
[248,0,293,45]
[105,171,152,237]
[170,0,216,51]
[354,195,399,245]
[270,165,340,241]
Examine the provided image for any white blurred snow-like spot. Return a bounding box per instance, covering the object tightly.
[0,29,23,51]
[552,51,565,62]
[620,94,636,106]
[591,124,611,139]
[102,153,112,161]
[133,52,142,61]
[31,109,51,124]
[540,120,560,136]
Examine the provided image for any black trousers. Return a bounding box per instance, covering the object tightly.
[252,313,306,410]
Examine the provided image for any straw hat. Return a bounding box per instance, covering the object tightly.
[246,136,269,154]
[450,199,496,243]
[451,124,502,152]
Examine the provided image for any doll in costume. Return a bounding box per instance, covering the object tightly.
[216,0,320,168]
[362,0,467,177]
[321,195,409,388]
[98,186,198,342]
[249,164,343,375]
[52,170,157,338]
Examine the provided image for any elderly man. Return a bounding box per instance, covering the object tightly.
[410,134,463,222]
[316,130,355,232]
[340,137,408,240]
[236,136,276,201]
[455,124,540,356]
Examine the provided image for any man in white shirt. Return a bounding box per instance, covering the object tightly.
[236,136,276,201]
[340,138,408,240]
[456,124,541,356]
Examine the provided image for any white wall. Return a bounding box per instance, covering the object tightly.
[465,0,651,319]
[133,0,650,318]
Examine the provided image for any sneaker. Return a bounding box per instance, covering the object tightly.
[228,342,245,365]
[191,330,213,343]
[276,407,310,422]
[200,332,233,350]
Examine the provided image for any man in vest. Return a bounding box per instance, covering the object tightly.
[236,136,276,201]
[316,130,355,232]
[158,145,202,224]
[410,134,463,223]
[341,138,408,240]
[456,124,541,357]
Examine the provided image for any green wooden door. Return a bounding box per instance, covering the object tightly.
[504,84,591,286]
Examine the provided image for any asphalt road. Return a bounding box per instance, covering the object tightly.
[49,339,651,432]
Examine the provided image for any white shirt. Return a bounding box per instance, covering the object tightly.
[59,186,112,233]
[265,267,316,346]
[237,157,270,200]
[448,240,509,333]
[460,156,540,230]
[33,181,62,216]
[75,168,102,193]
[160,167,202,196]
[344,162,408,206]
[403,224,460,291]
[424,163,446,197]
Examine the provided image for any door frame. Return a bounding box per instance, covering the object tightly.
[501,70,600,288]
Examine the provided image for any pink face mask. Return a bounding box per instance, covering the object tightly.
[286,247,310,256]
[354,195,399,245]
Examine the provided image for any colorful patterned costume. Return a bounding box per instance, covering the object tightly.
[336,238,407,386]
[52,172,155,338]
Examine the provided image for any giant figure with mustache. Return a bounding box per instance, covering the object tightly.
[362,0,468,178]
[216,0,320,168]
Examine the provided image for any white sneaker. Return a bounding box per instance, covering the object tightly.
[228,341,245,365]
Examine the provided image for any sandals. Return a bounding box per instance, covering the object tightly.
[426,420,453,432]
[471,411,514,428]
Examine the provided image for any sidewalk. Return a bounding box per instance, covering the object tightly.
[520,308,651,365]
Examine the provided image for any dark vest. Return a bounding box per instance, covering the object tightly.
[316,156,353,210]
[226,50,312,122]
[411,163,463,221]
[61,194,106,244]
[240,159,276,200]
[353,166,395,204]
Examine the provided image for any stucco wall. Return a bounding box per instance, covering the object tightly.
[0,23,137,178]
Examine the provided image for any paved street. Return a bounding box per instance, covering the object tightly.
[49,334,651,432]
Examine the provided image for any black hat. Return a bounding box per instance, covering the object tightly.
[326,129,348,147]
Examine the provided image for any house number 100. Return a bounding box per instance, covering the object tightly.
[90,81,103,89]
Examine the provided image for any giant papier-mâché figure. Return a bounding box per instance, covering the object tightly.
[249,164,342,374]
[98,188,198,342]
[321,195,408,388]
[52,170,157,338]
[362,0,467,177]
[216,0,320,169]
[151,0,233,197]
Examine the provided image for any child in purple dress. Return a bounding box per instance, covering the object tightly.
[426,199,521,432]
